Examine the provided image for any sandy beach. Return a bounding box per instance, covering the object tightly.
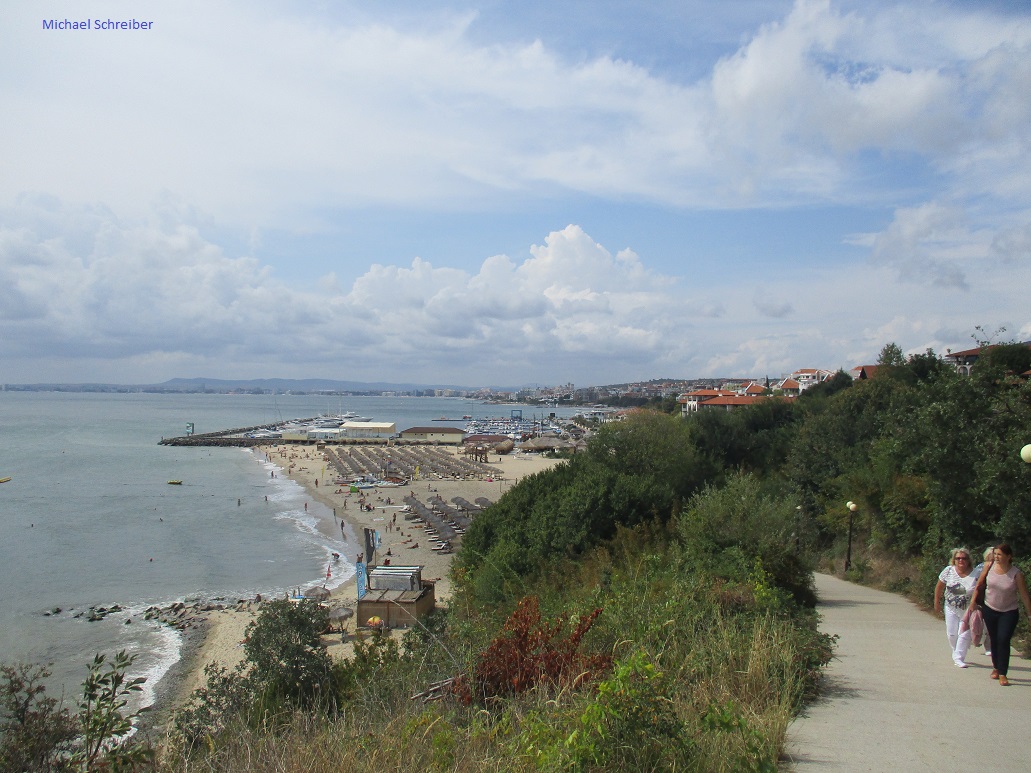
[171,444,562,704]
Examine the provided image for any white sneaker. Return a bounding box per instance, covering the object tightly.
[985,651,991,657]
[954,661,969,668]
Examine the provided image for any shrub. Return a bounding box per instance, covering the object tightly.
[451,596,611,705]
[173,598,335,752]
[0,663,76,772]
[242,598,333,709]
[73,651,151,771]
[678,474,816,607]
[1,652,151,772]
[567,650,690,770]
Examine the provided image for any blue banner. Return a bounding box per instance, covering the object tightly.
[356,562,367,600]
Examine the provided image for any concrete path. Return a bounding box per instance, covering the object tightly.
[783,573,1031,771]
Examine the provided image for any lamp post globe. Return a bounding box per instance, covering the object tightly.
[1021,444,1031,464]
[845,501,857,573]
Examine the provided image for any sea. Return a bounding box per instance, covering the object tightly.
[0,391,577,710]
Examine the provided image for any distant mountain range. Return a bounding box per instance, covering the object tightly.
[3,377,514,393]
[159,377,480,392]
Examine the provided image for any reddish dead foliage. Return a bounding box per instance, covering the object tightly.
[451,596,612,705]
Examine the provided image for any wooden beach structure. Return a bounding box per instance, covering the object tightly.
[397,426,466,445]
[357,565,436,629]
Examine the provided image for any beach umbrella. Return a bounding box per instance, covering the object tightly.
[304,585,331,600]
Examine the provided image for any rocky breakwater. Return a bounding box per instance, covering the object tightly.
[143,598,257,631]
[42,597,256,631]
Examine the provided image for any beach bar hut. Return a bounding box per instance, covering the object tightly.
[399,426,466,445]
[342,421,396,440]
[357,565,436,629]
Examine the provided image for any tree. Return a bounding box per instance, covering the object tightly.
[798,370,853,400]
[977,342,1031,378]
[458,411,718,606]
[877,342,906,368]
[883,372,1031,555]
[173,598,337,752]
[0,663,76,772]
[904,349,950,384]
[242,599,333,708]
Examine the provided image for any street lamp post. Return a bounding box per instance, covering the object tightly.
[845,501,858,572]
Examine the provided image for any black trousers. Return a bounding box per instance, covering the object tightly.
[982,605,1019,676]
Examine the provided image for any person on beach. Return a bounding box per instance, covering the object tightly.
[974,544,1031,686]
[934,547,977,667]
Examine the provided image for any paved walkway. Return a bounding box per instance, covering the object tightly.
[784,573,1031,771]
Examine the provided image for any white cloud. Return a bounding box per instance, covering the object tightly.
[3,2,1031,384]
[4,196,1028,384]
[862,201,1011,290]
[3,0,1029,221]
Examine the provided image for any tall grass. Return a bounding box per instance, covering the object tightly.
[161,526,829,772]
[161,613,813,772]
[159,474,831,771]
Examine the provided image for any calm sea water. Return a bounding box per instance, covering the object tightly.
[0,391,573,708]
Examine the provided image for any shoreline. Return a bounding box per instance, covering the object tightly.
[149,444,564,727]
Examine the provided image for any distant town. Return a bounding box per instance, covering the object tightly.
[0,377,721,406]
[3,342,1023,409]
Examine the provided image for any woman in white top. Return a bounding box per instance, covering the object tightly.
[934,547,977,667]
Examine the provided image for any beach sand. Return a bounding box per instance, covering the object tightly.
[171,444,562,706]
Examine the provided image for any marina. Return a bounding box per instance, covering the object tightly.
[159,407,575,447]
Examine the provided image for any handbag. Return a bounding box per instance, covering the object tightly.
[970,559,993,608]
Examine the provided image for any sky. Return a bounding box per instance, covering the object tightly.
[2,0,1030,387]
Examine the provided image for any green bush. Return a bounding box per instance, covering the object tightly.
[1,652,151,772]
[173,598,336,752]
[242,598,333,709]
[567,650,690,770]
[678,474,816,607]
[0,663,76,772]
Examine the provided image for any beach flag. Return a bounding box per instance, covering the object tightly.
[356,562,368,600]
[363,527,377,564]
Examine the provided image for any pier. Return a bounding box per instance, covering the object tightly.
[158,418,321,447]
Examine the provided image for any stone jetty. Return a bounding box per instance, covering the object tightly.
[158,418,321,447]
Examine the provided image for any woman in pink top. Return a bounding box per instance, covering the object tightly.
[975,544,1031,686]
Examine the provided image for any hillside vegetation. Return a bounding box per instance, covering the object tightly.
[5,342,1030,771]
